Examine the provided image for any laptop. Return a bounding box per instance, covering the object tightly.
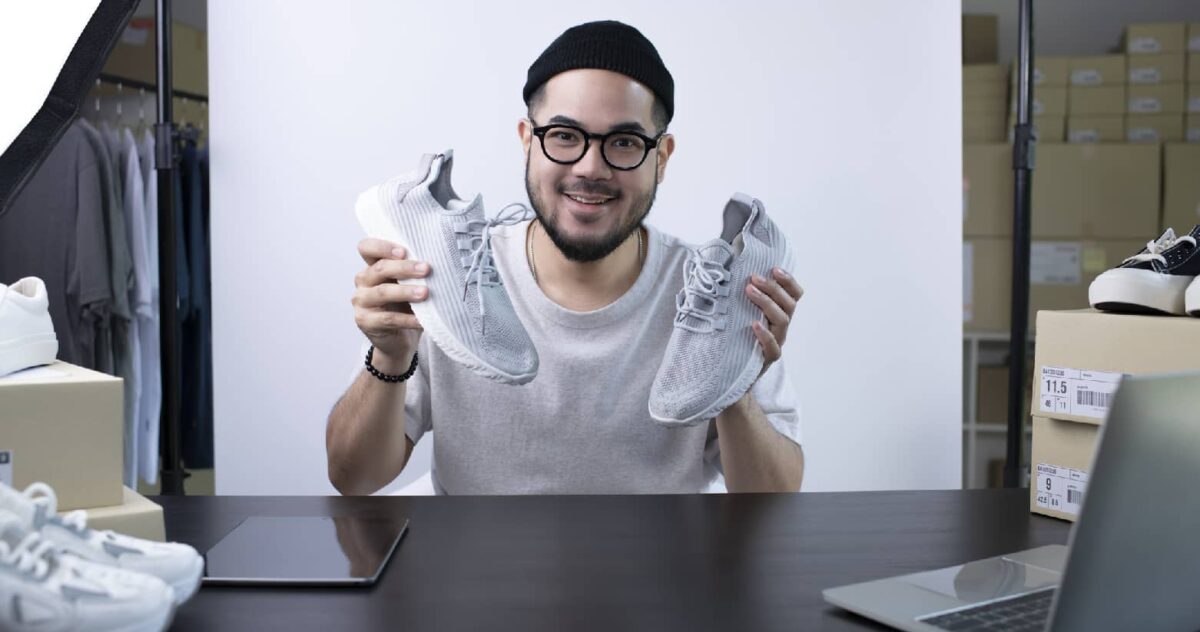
[823,372,1200,631]
[202,515,408,586]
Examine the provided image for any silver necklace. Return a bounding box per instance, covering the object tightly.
[527,219,644,283]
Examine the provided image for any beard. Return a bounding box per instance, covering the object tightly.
[524,151,657,263]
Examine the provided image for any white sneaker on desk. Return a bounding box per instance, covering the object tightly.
[0,510,176,632]
[0,481,203,607]
[0,277,58,377]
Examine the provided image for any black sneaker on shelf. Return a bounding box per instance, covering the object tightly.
[1089,226,1200,316]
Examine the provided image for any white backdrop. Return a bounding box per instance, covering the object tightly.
[209,0,962,495]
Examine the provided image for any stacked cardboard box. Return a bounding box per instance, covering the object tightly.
[1189,31,1200,140]
[1162,143,1200,231]
[1126,23,1188,143]
[963,15,998,65]
[0,362,165,540]
[1009,56,1069,142]
[964,64,1009,142]
[1067,55,1127,142]
[963,144,1161,332]
[1030,310,1200,521]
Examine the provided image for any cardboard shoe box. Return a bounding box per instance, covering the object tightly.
[1069,85,1126,116]
[1189,82,1200,112]
[963,144,1013,237]
[0,362,124,510]
[1011,87,1068,117]
[1126,23,1187,55]
[1192,23,1200,52]
[1030,310,1200,521]
[1127,53,1186,84]
[83,487,165,542]
[1011,56,1070,87]
[963,239,1143,332]
[964,110,1008,142]
[1128,83,1186,113]
[1163,143,1200,231]
[1032,144,1161,239]
[1125,113,1184,142]
[963,15,999,64]
[964,63,1008,84]
[1067,116,1125,143]
[1190,53,1200,83]
[1188,113,1200,142]
[1069,55,1126,86]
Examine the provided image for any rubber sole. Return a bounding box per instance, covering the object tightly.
[169,555,205,606]
[0,331,58,377]
[1088,268,1191,316]
[1188,277,1200,317]
[354,185,536,385]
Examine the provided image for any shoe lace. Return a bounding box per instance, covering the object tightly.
[0,530,57,582]
[23,482,91,535]
[455,202,534,333]
[675,248,731,333]
[1125,235,1196,267]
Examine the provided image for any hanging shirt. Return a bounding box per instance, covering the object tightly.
[122,128,152,485]
[137,128,163,485]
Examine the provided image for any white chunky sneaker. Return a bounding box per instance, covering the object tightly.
[355,150,538,384]
[0,482,202,607]
[0,510,175,632]
[649,193,796,426]
[1089,226,1199,316]
[0,277,59,377]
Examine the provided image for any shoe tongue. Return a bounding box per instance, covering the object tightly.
[697,239,735,268]
[0,485,37,528]
[1156,228,1177,247]
[1188,224,1200,241]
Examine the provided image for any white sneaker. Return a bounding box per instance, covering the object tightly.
[0,510,175,632]
[0,277,59,377]
[0,482,203,607]
[649,193,796,426]
[1089,227,1199,315]
[355,150,538,384]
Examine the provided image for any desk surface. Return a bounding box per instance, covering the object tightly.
[155,490,1070,631]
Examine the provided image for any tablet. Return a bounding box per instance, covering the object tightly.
[201,516,408,587]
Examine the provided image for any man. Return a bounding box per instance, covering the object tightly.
[326,20,804,495]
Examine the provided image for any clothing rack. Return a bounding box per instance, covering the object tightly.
[96,72,208,104]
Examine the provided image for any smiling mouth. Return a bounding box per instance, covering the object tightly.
[563,193,616,205]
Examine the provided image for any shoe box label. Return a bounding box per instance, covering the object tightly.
[1038,365,1124,420]
[0,450,10,487]
[1036,462,1089,516]
[1030,242,1082,285]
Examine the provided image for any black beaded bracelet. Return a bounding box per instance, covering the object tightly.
[365,346,419,383]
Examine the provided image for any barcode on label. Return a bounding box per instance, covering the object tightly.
[1076,390,1110,408]
[1068,489,1083,504]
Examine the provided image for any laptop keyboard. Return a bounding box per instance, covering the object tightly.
[919,586,1055,631]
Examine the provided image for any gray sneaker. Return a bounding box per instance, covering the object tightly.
[355,150,538,385]
[649,193,795,426]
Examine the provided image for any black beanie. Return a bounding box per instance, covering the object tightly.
[523,20,674,123]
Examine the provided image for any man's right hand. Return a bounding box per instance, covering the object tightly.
[352,238,430,369]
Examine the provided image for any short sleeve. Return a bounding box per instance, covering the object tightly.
[351,338,433,446]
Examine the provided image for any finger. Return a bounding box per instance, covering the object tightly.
[751,273,797,316]
[358,258,430,288]
[357,309,424,333]
[354,283,428,309]
[358,238,407,266]
[746,282,790,332]
[771,267,805,301]
[752,320,780,364]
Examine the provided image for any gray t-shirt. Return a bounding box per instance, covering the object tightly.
[355,221,802,495]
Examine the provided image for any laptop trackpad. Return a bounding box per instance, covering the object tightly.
[902,555,1062,603]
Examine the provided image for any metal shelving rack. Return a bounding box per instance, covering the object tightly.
[963,331,1034,489]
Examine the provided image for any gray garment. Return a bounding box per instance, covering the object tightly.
[137,129,162,485]
[0,122,110,367]
[122,129,149,485]
[352,221,803,495]
[77,119,134,375]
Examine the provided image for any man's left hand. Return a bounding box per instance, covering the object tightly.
[745,267,804,377]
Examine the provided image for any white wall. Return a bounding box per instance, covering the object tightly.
[209,0,962,495]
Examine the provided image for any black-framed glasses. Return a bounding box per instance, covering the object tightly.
[530,119,664,170]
